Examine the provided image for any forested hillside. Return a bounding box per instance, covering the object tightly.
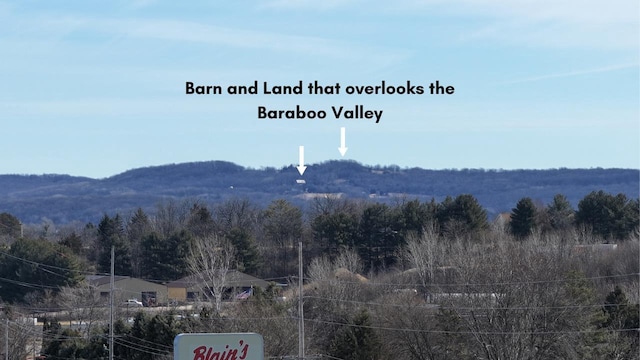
[1,161,637,359]
[0,160,637,224]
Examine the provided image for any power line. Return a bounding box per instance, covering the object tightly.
[121,334,173,351]
[301,295,633,311]
[302,272,640,288]
[0,249,96,277]
[113,337,170,357]
[0,276,60,290]
[298,316,640,336]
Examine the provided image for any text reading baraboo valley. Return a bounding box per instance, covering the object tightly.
[184,80,455,123]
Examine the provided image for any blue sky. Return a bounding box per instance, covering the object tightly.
[1,0,638,178]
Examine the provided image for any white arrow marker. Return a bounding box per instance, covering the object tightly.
[297,145,307,176]
[338,127,348,157]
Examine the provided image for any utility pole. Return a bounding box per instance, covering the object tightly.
[5,317,8,360]
[298,241,305,360]
[32,312,36,359]
[109,246,115,360]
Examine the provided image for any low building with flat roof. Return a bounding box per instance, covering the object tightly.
[86,275,168,306]
[166,270,271,303]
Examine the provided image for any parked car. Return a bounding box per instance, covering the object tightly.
[122,299,144,308]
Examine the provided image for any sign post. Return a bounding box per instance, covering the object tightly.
[174,333,264,360]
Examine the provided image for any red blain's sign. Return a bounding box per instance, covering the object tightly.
[174,333,264,360]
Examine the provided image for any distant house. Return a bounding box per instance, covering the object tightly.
[166,270,271,303]
[572,243,618,254]
[493,212,511,230]
[86,275,168,306]
[426,292,503,306]
[572,244,618,257]
[393,266,459,286]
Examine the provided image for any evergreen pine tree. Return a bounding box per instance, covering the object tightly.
[547,194,574,231]
[226,227,261,275]
[96,214,132,275]
[330,309,384,360]
[510,197,537,238]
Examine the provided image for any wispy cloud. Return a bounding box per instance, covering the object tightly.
[425,0,638,49]
[35,16,339,55]
[398,0,638,24]
[263,0,638,25]
[261,0,362,10]
[13,14,409,68]
[500,63,639,84]
[272,0,638,49]
[459,19,638,50]
[128,0,157,10]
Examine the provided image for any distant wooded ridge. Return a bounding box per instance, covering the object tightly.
[0,160,637,224]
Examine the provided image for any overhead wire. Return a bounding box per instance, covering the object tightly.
[0,249,99,277]
[301,294,634,311]
[0,232,636,357]
[120,333,173,351]
[2,268,637,316]
[4,304,638,358]
[297,316,640,336]
[113,336,171,357]
[299,272,640,288]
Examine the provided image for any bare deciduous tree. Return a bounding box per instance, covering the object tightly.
[1,308,38,360]
[186,235,236,312]
[404,223,440,291]
[333,248,364,276]
[435,237,598,360]
[57,284,106,337]
[153,199,191,238]
[214,198,258,233]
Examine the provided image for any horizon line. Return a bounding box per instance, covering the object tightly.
[1,160,638,180]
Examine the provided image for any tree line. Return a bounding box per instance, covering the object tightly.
[0,190,637,359]
[0,190,637,297]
